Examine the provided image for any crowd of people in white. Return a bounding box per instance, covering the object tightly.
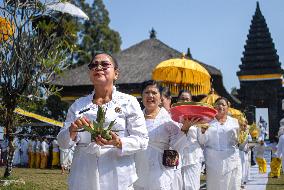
[2,52,284,190]
[0,136,74,174]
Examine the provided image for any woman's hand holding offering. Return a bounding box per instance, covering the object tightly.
[95,131,122,149]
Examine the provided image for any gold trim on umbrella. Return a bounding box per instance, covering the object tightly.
[152,54,211,95]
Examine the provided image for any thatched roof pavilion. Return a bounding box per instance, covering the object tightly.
[51,37,240,107]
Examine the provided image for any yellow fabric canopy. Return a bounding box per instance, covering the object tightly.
[14,108,63,127]
[228,107,243,118]
[0,17,14,42]
[152,55,211,95]
[200,90,220,105]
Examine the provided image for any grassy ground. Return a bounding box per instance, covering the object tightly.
[266,172,284,190]
[0,167,68,190]
[1,168,282,190]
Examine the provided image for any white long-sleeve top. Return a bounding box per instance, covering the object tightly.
[35,140,41,153]
[57,88,148,190]
[269,142,278,158]
[277,134,284,158]
[52,139,59,152]
[20,139,28,153]
[41,141,49,154]
[134,107,185,190]
[31,140,37,153]
[181,126,204,167]
[28,140,33,153]
[254,143,268,158]
[198,116,240,175]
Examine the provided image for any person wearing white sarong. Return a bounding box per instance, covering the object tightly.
[57,52,148,190]
[239,135,250,187]
[181,126,204,190]
[12,137,21,166]
[60,145,74,174]
[238,119,250,188]
[20,137,29,166]
[40,138,49,169]
[160,87,182,190]
[134,80,191,190]
[198,97,242,190]
[174,89,204,190]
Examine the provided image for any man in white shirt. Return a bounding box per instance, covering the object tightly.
[40,137,49,169]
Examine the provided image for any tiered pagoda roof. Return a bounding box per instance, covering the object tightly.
[237,2,283,78]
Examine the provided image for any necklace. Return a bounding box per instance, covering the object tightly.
[144,108,160,119]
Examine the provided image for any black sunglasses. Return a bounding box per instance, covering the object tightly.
[88,61,113,70]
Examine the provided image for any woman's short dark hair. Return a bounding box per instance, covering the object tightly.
[214,97,230,106]
[177,89,192,99]
[160,86,171,99]
[90,51,119,70]
[141,80,160,94]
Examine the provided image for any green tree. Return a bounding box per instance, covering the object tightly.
[0,0,76,177]
[74,0,122,65]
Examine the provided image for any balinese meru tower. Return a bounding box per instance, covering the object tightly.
[237,2,284,139]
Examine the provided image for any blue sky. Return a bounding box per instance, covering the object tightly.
[103,0,284,92]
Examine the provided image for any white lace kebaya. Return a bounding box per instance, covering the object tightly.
[57,87,149,190]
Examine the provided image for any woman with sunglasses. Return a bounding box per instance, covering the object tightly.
[57,52,149,190]
[198,97,242,190]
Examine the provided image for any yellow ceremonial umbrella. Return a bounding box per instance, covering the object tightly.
[152,54,211,96]
[200,88,220,106]
[0,16,14,42]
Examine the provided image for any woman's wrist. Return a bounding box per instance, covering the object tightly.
[114,138,122,149]
[181,128,189,134]
[69,127,78,140]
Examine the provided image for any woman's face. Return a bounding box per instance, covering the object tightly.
[142,85,161,111]
[178,92,191,102]
[161,95,171,110]
[89,54,118,86]
[214,99,229,117]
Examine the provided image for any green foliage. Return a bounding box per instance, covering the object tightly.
[82,106,116,140]
[73,0,122,65]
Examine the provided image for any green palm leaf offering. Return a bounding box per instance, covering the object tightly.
[82,106,116,140]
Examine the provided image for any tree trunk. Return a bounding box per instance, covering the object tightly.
[4,139,15,178]
[3,107,15,178]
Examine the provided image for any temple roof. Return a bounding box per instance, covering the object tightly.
[51,38,221,86]
[237,2,283,76]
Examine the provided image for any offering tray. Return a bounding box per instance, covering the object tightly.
[170,102,217,124]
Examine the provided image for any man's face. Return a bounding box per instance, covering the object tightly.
[178,92,192,102]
